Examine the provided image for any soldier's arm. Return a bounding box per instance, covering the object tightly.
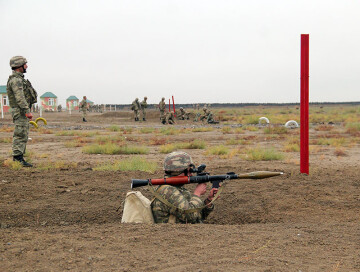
[10,78,30,113]
[159,186,204,223]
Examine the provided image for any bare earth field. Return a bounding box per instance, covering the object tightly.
[0,107,359,272]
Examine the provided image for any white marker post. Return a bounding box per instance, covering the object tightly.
[69,101,72,115]
[40,104,43,117]
[0,96,4,119]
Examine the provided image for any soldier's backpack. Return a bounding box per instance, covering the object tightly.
[121,191,154,223]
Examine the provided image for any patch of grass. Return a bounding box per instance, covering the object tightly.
[264,126,288,134]
[159,140,206,154]
[346,123,360,136]
[36,127,54,134]
[234,127,244,134]
[311,138,347,147]
[83,143,148,155]
[159,144,178,153]
[107,125,121,132]
[244,147,284,161]
[191,127,214,132]
[94,157,158,173]
[139,127,156,134]
[314,125,334,131]
[160,127,180,135]
[150,137,167,145]
[0,137,12,143]
[244,126,259,132]
[95,135,125,144]
[244,116,259,125]
[283,143,300,152]
[56,131,99,137]
[3,159,22,170]
[221,127,233,134]
[206,145,229,155]
[225,138,247,145]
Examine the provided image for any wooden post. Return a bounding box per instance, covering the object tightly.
[300,34,309,174]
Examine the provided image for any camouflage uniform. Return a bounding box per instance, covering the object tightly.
[166,111,176,124]
[200,107,215,123]
[159,98,166,121]
[140,97,148,121]
[151,152,214,223]
[7,57,37,158]
[80,98,88,121]
[131,98,141,121]
[178,107,190,120]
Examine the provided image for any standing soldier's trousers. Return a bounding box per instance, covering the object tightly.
[134,110,140,119]
[11,110,29,156]
[82,109,87,119]
[160,110,165,120]
[142,109,146,120]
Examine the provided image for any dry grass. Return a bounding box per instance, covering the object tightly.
[0,126,14,132]
[243,147,284,161]
[83,143,149,155]
[94,157,158,172]
[0,137,12,143]
[3,159,22,170]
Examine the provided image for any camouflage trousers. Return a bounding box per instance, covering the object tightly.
[141,108,146,120]
[160,110,165,120]
[11,110,29,156]
[133,110,140,119]
[82,109,87,118]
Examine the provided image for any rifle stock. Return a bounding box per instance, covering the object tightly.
[131,171,283,189]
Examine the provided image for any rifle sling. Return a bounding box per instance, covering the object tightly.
[148,180,226,214]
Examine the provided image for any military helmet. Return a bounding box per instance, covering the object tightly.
[144,96,147,99]
[203,107,207,111]
[162,97,165,100]
[10,56,27,68]
[164,151,193,176]
[179,107,183,110]
[135,98,139,101]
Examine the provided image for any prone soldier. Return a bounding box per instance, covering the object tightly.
[151,152,217,223]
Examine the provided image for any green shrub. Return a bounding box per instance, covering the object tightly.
[244,147,284,161]
[94,157,158,173]
[206,145,229,155]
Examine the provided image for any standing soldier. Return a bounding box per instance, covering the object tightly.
[131,98,141,121]
[7,56,37,167]
[79,96,89,122]
[158,97,166,121]
[141,96,148,121]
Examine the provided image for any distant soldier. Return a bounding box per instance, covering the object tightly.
[200,107,215,123]
[57,104,62,112]
[162,111,176,125]
[7,56,38,167]
[131,98,141,121]
[79,96,89,122]
[141,96,148,121]
[178,107,190,120]
[158,97,166,121]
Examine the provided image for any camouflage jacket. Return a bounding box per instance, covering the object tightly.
[80,99,88,110]
[159,101,166,111]
[151,185,214,224]
[141,100,147,109]
[131,100,141,111]
[7,71,37,114]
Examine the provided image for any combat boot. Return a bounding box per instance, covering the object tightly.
[83,118,87,122]
[143,118,146,121]
[13,155,33,167]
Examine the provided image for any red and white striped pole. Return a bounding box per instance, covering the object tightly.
[300,34,309,174]
[172,95,176,117]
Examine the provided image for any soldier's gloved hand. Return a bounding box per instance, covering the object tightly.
[194,183,207,196]
[25,113,33,120]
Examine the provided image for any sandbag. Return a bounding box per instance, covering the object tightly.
[121,191,154,223]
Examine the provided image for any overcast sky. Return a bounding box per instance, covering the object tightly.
[0,0,359,105]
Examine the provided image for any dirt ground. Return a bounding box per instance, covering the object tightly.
[0,109,359,271]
